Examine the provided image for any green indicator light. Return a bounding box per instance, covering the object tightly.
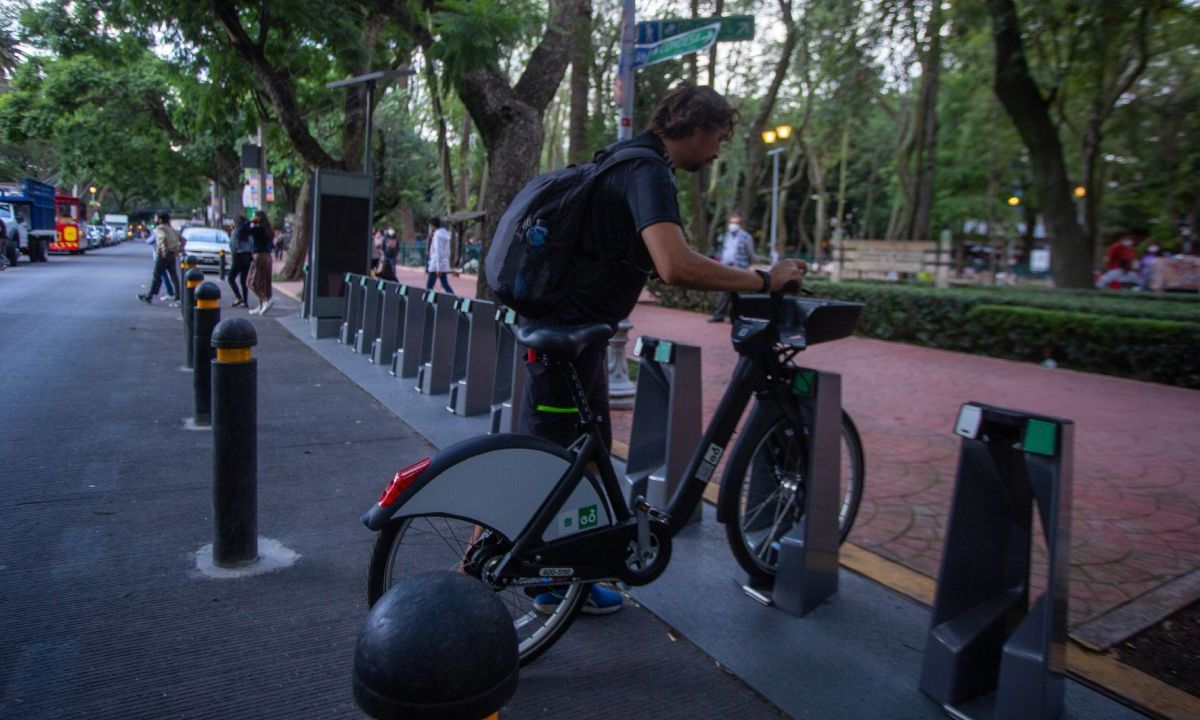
[654,341,673,363]
[505,309,517,324]
[1023,419,1058,457]
[461,298,471,312]
[360,276,368,286]
[377,280,386,290]
[426,290,436,303]
[791,370,815,396]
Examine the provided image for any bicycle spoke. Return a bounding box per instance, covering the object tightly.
[740,485,783,531]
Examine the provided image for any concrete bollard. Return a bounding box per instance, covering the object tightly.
[354,571,518,720]
[183,267,205,369]
[192,282,222,426]
[210,318,258,567]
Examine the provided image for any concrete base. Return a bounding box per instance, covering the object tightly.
[309,316,340,339]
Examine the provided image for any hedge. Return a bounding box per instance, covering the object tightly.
[964,305,1200,388]
[646,279,1200,388]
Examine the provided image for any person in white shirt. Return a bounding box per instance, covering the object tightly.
[708,214,755,322]
[425,217,454,294]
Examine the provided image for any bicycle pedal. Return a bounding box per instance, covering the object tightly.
[634,498,671,524]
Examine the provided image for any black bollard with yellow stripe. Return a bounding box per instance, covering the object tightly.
[210,317,258,567]
[179,255,197,321]
[218,249,227,280]
[183,267,205,369]
[192,281,222,426]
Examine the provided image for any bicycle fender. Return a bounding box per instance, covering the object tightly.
[363,433,613,542]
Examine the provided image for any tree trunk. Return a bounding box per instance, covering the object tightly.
[567,0,592,165]
[423,55,457,216]
[737,0,796,227]
[458,113,472,210]
[896,3,942,242]
[987,0,1091,288]
[281,169,312,280]
[834,125,850,239]
[454,0,585,298]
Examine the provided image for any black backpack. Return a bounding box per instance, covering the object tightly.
[486,146,664,318]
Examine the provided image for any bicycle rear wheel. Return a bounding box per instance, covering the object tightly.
[722,409,864,583]
[366,515,586,665]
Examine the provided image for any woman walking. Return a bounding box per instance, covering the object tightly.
[227,214,252,307]
[246,211,276,315]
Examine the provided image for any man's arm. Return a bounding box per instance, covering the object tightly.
[641,222,805,292]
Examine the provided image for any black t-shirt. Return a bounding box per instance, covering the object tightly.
[248,224,272,254]
[550,132,681,328]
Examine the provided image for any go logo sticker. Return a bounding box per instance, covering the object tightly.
[578,505,599,530]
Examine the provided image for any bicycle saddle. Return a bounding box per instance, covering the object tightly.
[517,322,614,361]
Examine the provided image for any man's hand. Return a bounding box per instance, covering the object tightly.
[768,259,807,293]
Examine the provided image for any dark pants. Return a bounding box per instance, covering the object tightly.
[710,291,735,319]
[518,342,612,451]
[148,252,178,297]
[228,252,252,302]
[425,272,454,293]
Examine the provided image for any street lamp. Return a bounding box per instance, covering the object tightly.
[1007,195,1020,206]
[1073,185,1086,198]
[762,124,792,264]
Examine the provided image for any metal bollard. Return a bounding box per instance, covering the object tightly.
[183,267,205,369]
[192,282,222,426]
[210,318,258,567]
[353,572,518,720]
[219,249,227,280]
[178,255,196,320]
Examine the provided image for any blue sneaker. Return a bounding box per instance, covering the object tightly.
[533,585,624,616]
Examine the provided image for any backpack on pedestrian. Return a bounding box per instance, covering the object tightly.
[485,146,663,319]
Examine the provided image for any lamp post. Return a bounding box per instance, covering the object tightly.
[1004,194,1022,282]
[762,124,792,264]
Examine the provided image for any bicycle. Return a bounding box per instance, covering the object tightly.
[362,291,865,664]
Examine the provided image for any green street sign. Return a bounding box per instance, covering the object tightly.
[637,15,756,44]
[635,23,721,68]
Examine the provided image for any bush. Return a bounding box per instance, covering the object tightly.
[964,305,1200,389]
[644,278,1200,388]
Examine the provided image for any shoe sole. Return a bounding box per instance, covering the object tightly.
[581,602,623,616]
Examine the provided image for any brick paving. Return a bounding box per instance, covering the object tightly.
[278,263,1200,643]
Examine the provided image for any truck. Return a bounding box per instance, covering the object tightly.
[0,179,55,264]
[51,191,85,254]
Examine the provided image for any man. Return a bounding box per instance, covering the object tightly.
[137,213,182,304]
[1104,234,1136,271]
[708,214,755,322]
[524,84,806,616]
[425,217,454,293]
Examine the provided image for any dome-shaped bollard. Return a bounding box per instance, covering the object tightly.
[183,266,205,368]
[353,571,518,720]
[211,318,258,567]
[192,281,222,426]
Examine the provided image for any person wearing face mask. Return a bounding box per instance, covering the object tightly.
[707,214,755,322]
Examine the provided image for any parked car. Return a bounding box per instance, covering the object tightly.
[181,226,230,273]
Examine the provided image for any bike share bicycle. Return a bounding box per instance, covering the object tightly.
[363,290,865,664]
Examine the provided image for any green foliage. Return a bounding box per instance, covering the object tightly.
[965,304,1200,388]
[647,278,1200,387]
[430,0,543,86]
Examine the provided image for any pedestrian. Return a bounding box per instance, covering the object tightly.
[227,214,252,307]
[1139,244,1162,290]
[1104,234,1137,271]
[517,83,806,616]
[707,214,755,322]
[425,217,454,293]
[1095,259,1140,289]
[246,211,276,315]
[377,228,398,281]
[137,212,183,304]
[0,216,7,270]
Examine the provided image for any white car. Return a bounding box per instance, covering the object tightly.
[181,226,231,273]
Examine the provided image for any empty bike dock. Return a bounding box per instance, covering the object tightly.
[276,283,1146,720]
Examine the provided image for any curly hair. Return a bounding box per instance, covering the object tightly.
[649,83,740,140]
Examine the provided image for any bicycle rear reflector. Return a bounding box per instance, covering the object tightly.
[377,458,432,507]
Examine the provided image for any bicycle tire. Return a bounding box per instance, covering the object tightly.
[721,408,865,583]
[366,514,587,665]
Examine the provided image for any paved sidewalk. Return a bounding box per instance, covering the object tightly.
[278,263,1200,649]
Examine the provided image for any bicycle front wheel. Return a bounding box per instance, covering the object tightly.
[366,515,586,665]
[722,409,864,583]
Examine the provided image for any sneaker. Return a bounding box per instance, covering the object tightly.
[533,585,624,616]
[707,316,724,323]
[261,297,276,314]
[137,293,152,304]
[249,305,262,315]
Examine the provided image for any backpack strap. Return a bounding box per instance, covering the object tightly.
[594,145,667,174]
